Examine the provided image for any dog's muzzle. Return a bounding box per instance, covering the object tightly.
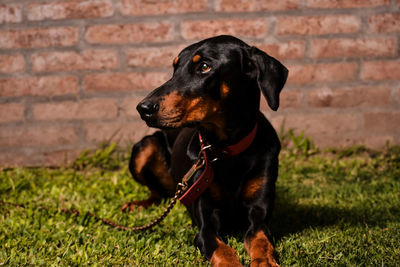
[137,100,159,121]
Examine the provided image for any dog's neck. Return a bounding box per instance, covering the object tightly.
[199,86,260,147]
[199,112,258,147]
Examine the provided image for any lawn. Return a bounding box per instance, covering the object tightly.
[1,137,400,266]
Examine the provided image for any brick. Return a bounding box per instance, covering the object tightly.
[313,135,357,148]
[121,0,207,15]
[0,76,78,97]
[126,45,185,67]
[84,72,169,92]
[181,19,267,40]
[361,135,395,149]
[274,113,359,136]
[307,86,391,108]
[276,15,361,35]
[32,50,118,72]
[0,125,78,147]
[260,90,301,111]
[0,149,82,167]
[0,151,28,167]
[368,13,400,33]
[306,0,389,8]
[27,0,113,21]
[311,37,397,58]
[266,116,365,148]
[280,90,302,109]
[84,121,152,144]
[0,54,24,73]
[398,88,400,104]
[0,4,22,24]
[287,62,358,85]
[215,0,300,11]
[42,149,83,166]
[255,40,305,60]
[86,22,174,44]
[0,27,78,49]
[364,112,400,132]
[310,134,394,149]
[33,99,118,121]
[361,60,400,81]
[121,97,143,118]
[0,103,25,123]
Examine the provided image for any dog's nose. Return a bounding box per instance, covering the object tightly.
[137,100,159,117]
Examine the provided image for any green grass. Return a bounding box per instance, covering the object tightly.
[1,140,400,266]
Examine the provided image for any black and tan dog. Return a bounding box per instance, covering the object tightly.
[123,35,288,266]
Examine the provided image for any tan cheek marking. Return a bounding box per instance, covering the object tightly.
[244,231,278,267]
[210,238,242,266]
[159,91,184,115]
[182,98,221,123]
[242,177,266,200]
[220,82,230,98]
[182,97,207,121]
[186,97,202,110]
[173,56,179,65]
[160,93,227,139]
[192,54,201,63]
[181,97,227,139]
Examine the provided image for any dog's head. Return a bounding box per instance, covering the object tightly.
[137,35,288,134]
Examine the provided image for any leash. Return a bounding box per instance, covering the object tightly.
[0,158,204,232]
[1,124,258,231]
[0,149,207,232]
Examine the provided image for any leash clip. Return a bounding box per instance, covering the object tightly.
[198,144,212,158]
[198,144,219,162]
[181,158,205,186]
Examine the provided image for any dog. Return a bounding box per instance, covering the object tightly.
[123,35,288,266]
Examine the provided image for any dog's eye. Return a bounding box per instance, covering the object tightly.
[200,63,211,73]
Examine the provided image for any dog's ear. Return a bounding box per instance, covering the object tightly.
[246,46,288,111]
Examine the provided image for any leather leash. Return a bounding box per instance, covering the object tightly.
[0,123,258,231]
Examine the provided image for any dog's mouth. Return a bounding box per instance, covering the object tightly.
[137,91,223,130]
[137,99,191,129]
[144,114,186,129]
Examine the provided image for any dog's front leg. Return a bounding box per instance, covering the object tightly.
[193,198,243,267]
[244,206,279,267]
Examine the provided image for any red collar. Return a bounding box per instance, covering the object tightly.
[179,123,258,206]
[218,123,258,157]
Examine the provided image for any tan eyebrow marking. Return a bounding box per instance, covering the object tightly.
[192,54,201,63]
[173,56,179,65]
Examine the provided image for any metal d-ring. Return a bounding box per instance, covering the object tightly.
[198,144,220,163]
[198,144,213,159]
[200,144,212,152]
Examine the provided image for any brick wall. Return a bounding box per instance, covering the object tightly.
[0,0,399,166]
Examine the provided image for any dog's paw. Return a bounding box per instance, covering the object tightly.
[250,258,279,267]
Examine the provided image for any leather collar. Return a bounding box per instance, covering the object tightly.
[179,123,258,206]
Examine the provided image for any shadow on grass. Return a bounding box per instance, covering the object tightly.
[270,191,399,241]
